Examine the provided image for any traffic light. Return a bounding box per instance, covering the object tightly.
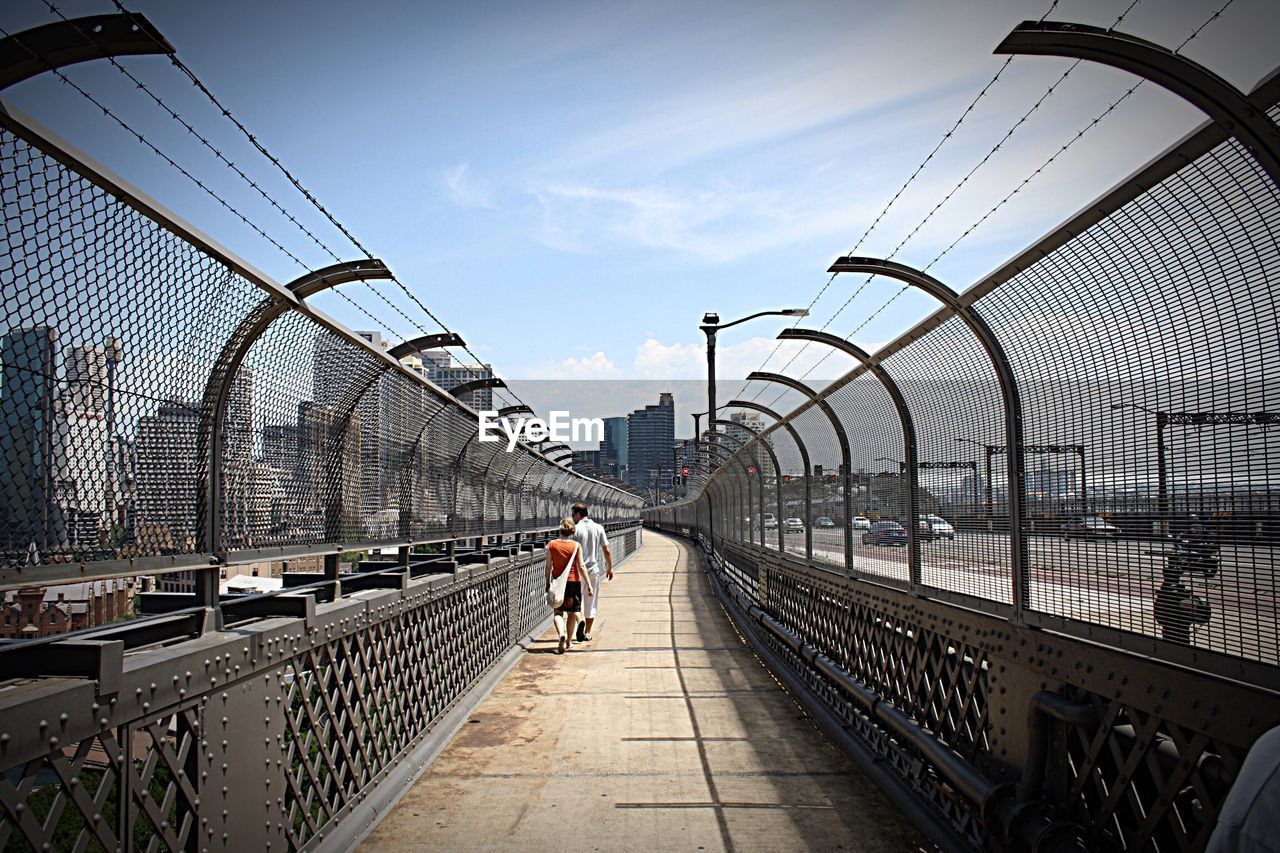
[671,474,682,486]
[746,465,757,476]
[782,474,792,484]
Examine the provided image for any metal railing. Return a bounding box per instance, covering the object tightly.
[646,28,1280,853]
[0,524,643,852]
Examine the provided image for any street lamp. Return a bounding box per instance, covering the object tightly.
[701,308,808,437]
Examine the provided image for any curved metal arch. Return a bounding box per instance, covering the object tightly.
[197,258,391,571]
[725,399,814,559]
[451,376,506,400]
[777,328,921,583]
[0,13,174,91]
[386,332,465,360]
[480,408,540,531]
[712,418,784,552]
[995,21,1280,190]
[828,255,1029,610]
[747,372,853,570]
[702,433,761,546]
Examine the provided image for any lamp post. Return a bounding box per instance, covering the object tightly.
[701,309,808,438]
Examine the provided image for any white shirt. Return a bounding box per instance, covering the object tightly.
[573,517,609,572]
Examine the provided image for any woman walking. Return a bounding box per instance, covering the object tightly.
[545,517,593,654]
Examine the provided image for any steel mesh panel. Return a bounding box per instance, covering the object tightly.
[787,406,841,565]
[975,132,1280,661]
[826,374,910,585]
[880,317,1012,603]
[0,128,264,569]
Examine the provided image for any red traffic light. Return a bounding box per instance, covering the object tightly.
[782,475,792,483]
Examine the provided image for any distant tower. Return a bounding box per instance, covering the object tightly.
[0,326,66,557]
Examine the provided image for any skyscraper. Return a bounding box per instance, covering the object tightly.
[134,399,200,553]
[56,340,122,548]
[729,411,766,433]
[425,354,495,411]
[0,326,66,557]
[627,393,674,491]
[601,416,629,479]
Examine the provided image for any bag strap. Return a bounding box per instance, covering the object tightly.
[555,541,580,576]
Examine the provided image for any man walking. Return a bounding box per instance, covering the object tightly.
[572,502,612,642]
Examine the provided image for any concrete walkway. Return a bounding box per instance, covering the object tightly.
[363,531,929,852]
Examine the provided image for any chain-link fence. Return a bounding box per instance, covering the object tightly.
[0,108,642,597]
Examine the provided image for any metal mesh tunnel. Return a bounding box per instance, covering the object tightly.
[646,62,1280,853]
[1,11,1278,853]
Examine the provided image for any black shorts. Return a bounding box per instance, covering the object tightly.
[556,581,582,614]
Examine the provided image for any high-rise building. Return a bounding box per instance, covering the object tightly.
[312,332,399,532]
[134,399,200,553]
[0,326,66,557]
[626,393,674,491]
[729,411,766,434]
[422,350,495,412]
[601,416,629,479]
[56,340,121,549]
[296,402,361,538]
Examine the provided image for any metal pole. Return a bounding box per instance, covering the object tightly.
[985,446,995,530]
[705,328,717,437]
[1157,412,1169,536]
[1077,445,1087,518]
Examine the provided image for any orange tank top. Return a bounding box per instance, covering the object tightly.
[548,538,580,582]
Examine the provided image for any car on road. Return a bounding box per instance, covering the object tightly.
[814,516,836,529]
[851,516,872,531]
[784,517,805,534]
[1063,515,1119,537]
[763,513,778,530]
[863,520,908,546]
[917,514,956,541]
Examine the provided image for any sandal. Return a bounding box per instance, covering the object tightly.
[556,637,567,655]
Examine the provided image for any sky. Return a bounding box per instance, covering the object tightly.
[3,0,1278,436]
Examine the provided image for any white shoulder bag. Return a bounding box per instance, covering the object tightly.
[546,542,579,608]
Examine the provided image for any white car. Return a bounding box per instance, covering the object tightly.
[763,513,778,530]
[918,514,956,541]
[851,516,872,531]
[784,517,804,534]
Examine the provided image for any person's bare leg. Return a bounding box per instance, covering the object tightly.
[583,617,595,637]
[553,612,567,642]
[566,613,580,648]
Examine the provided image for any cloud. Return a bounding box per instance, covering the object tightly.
[529,179,874,263]
[559,350,622,378]
[441,163,494,209]
[632,335,858,380]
